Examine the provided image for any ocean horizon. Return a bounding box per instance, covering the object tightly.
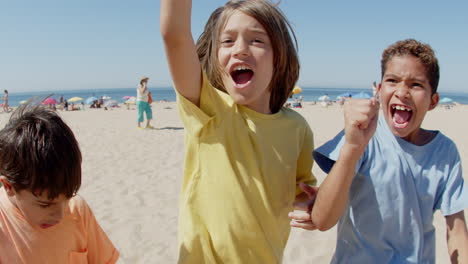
[5,87,468,107]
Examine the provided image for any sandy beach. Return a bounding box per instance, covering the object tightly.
[0,102,465,263]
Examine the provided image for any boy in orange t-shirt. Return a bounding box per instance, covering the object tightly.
[0,104,119,263]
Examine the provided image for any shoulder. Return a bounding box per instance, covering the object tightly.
[68,195,91,217]
[281,107,308,123]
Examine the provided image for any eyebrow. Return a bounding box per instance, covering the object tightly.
[383,74,427,83]
[221,28,268,36]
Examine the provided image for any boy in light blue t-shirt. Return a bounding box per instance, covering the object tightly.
[289,39,468,263]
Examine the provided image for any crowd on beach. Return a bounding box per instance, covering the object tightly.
[1,0,468,263]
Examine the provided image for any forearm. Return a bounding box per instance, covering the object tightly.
[448,236,468,264]
[447,212,468,263]
[160,0,192,41]
[311,144,364,231]
[160,0,201,105]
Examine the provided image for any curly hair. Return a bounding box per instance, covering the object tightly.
[196,0,299,113]
[381,39,439,94]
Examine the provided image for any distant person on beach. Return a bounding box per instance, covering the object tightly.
[136,76,153,129]
[3,90,9,112]
[0,104,119,263]
[161,0,317,262]
[289,39,468,263]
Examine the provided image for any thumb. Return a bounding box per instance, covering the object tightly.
[300,182,318,199]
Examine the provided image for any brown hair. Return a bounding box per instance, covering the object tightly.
[0,104,82,199]
[381,39,439,94]
[196,0,300,113]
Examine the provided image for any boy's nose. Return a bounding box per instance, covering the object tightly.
[233,40,250,58]
[395,84,410,98]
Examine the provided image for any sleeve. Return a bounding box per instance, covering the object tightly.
[176,72,226,137]
[296,123,317,195]
[434,149,468,216]
[313,130,365,174]
[81,199,120,264]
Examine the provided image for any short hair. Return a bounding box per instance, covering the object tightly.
[196,0,300,113]
[381,39,440,94]
[0,104,82,199]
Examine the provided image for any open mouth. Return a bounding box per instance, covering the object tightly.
[40,221,59,229]
[391,104,412,128]
[230,65,254,86]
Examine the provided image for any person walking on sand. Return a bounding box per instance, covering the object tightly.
[136,76,153,129]
[3,90,9,113]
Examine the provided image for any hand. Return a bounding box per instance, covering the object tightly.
[343,98,379,151]
[289,183,318,230]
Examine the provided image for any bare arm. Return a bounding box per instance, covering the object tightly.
[160,0,202,106]
[446,211,468,263]
[289,99,379,231]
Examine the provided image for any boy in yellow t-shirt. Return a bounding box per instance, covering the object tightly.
[0,104,119,263]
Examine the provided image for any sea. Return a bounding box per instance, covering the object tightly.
[5,87,468,107]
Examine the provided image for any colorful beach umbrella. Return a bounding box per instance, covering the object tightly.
[104,100,119,108]
[42,98,57,105]
[85,96,98,105]
[292,86,302,95]
[68,97,83,103]
[122,95,132,100]
[125,96,136,104]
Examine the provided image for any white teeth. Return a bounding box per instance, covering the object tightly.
[392,105,411,111]
[234,65,251,71]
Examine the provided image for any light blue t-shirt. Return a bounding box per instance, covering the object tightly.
[314,117,468,264]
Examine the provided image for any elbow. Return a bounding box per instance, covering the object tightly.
[311,211,338,231]
[315,222,335,232]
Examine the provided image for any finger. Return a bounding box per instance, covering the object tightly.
[290,220,317,230]
[293,201,310,211]
[299,182,318,199]
[288,211,311,221]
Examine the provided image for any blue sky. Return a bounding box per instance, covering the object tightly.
[1,0,467,93]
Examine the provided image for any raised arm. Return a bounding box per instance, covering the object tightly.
[311,98,379,231]
[446,211,468,263]
[160,0,202,106]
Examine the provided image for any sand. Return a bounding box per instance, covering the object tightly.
[0,102,465,263]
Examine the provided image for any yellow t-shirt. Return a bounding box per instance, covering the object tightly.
[177,75,316,263]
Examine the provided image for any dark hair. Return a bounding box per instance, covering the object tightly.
[0,104,82,199]
[196,0,300,113]
[381,39,440,94]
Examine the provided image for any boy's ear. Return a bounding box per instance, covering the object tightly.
[429,92,440,110]
[0,176,16,196]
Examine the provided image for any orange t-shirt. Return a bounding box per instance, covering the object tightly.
[0,188,119,263]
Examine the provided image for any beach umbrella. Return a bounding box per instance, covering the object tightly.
[351,91,372,99]
[122,95,132,100]
[68,97,83,103]
[318,95,330,101]
[19,100,28,105]
[292,86,302,95]
[336,92,352,99]
[439,97,455,104]
[104,99,119,108]
[125,96,136,104]
[42,98,57,105]
[85,96,98,105]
